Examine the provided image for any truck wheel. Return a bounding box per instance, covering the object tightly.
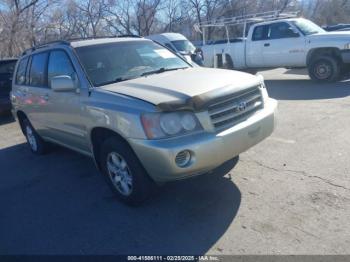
[308,56,340,82]
[100,137,154,206]
[23,119,48,155]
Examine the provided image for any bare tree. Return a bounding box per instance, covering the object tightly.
[105,0,134,35]
[134,0,161,36]
[162,0,182,32]
[0,0,40,56]
[1,0,350,57]
[76,0,107,37]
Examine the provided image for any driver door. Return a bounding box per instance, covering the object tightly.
[45,49,89,152]
[261,22,306,67]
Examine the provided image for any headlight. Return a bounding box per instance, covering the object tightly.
[344,43,350,50]
[141,111,202,139]
[160,113,182,135]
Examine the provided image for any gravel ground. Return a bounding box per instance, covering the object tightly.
[0,68,349,255]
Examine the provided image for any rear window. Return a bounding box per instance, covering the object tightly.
[15,57,29,85]
[29,52,48,87]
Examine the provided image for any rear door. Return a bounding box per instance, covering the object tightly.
[24,52,52,136]
[261,22,306,67]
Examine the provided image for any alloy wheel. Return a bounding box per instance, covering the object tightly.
[26,125,37,152]
[106,152,133,196]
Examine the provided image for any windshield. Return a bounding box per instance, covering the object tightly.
[291,19,326,35]
[171,40,196,54]
[75,40,190,86]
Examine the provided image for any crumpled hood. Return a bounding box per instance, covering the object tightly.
[100,67,261,111]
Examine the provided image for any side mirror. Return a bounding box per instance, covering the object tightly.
[51,75,76,92]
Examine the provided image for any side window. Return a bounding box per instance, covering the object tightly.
[29,52,48,87]
[268,22,299,40]
[15,57,29,85]
[252,25,268,41]
[48,50,76,87]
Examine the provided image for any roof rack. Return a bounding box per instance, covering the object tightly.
[194,10,299,44]
[21,35,143,56]
[67,35,142,42]
[22,40,70,55]
[118,34,142,38]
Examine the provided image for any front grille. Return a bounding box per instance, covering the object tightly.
[208,85,263,131]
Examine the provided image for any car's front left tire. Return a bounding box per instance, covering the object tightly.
[308,55,341,82]
[100,137,155,206]
[22,119,48,155]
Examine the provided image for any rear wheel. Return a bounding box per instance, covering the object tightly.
[23,119,48,155]
[100,137,154,206]
[308,55,340,82]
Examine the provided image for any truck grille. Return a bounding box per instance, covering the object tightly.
[208,85,263,131]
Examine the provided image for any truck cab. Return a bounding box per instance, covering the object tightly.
[200,12,350,82]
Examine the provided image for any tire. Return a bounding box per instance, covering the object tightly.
[308,55,341,82]
[224,54,234,69]
[23,119,48,155]
[100,137,154,206]
[210,155,240,178]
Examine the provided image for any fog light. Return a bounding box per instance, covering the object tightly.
[175,150,192,167]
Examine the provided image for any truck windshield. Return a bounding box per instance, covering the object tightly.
[75,40,190,87]
[171,40,196,54]
[291,19,325,35]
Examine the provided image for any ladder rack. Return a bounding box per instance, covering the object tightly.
[194,10,299,44]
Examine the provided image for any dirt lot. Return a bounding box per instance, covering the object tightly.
[0,68,349,255]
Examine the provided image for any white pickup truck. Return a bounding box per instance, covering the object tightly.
[201,17,350,82]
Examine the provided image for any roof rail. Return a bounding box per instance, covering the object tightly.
[22,40,70,56]
[67,34,142,42]
[67,36,116,42]
[21,35,143,56]
[118,34,142,38]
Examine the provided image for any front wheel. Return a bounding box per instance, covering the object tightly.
[100,137,155,206]
[23,119,48,155]
[308,56,341,82]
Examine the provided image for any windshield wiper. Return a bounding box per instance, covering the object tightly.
[141,67,187,77]
[114,76,134,83]
[98,76,135,86]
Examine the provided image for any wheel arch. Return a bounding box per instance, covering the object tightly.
[89,127,132,170]
[16,110,28,134]
[306,47,342,66]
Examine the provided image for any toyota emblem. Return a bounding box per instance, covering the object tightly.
[238,101,247,112]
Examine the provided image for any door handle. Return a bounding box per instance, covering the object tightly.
[264,43,270,47]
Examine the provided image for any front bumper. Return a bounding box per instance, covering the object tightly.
[341,50,350,64]
[129,98,277,183]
